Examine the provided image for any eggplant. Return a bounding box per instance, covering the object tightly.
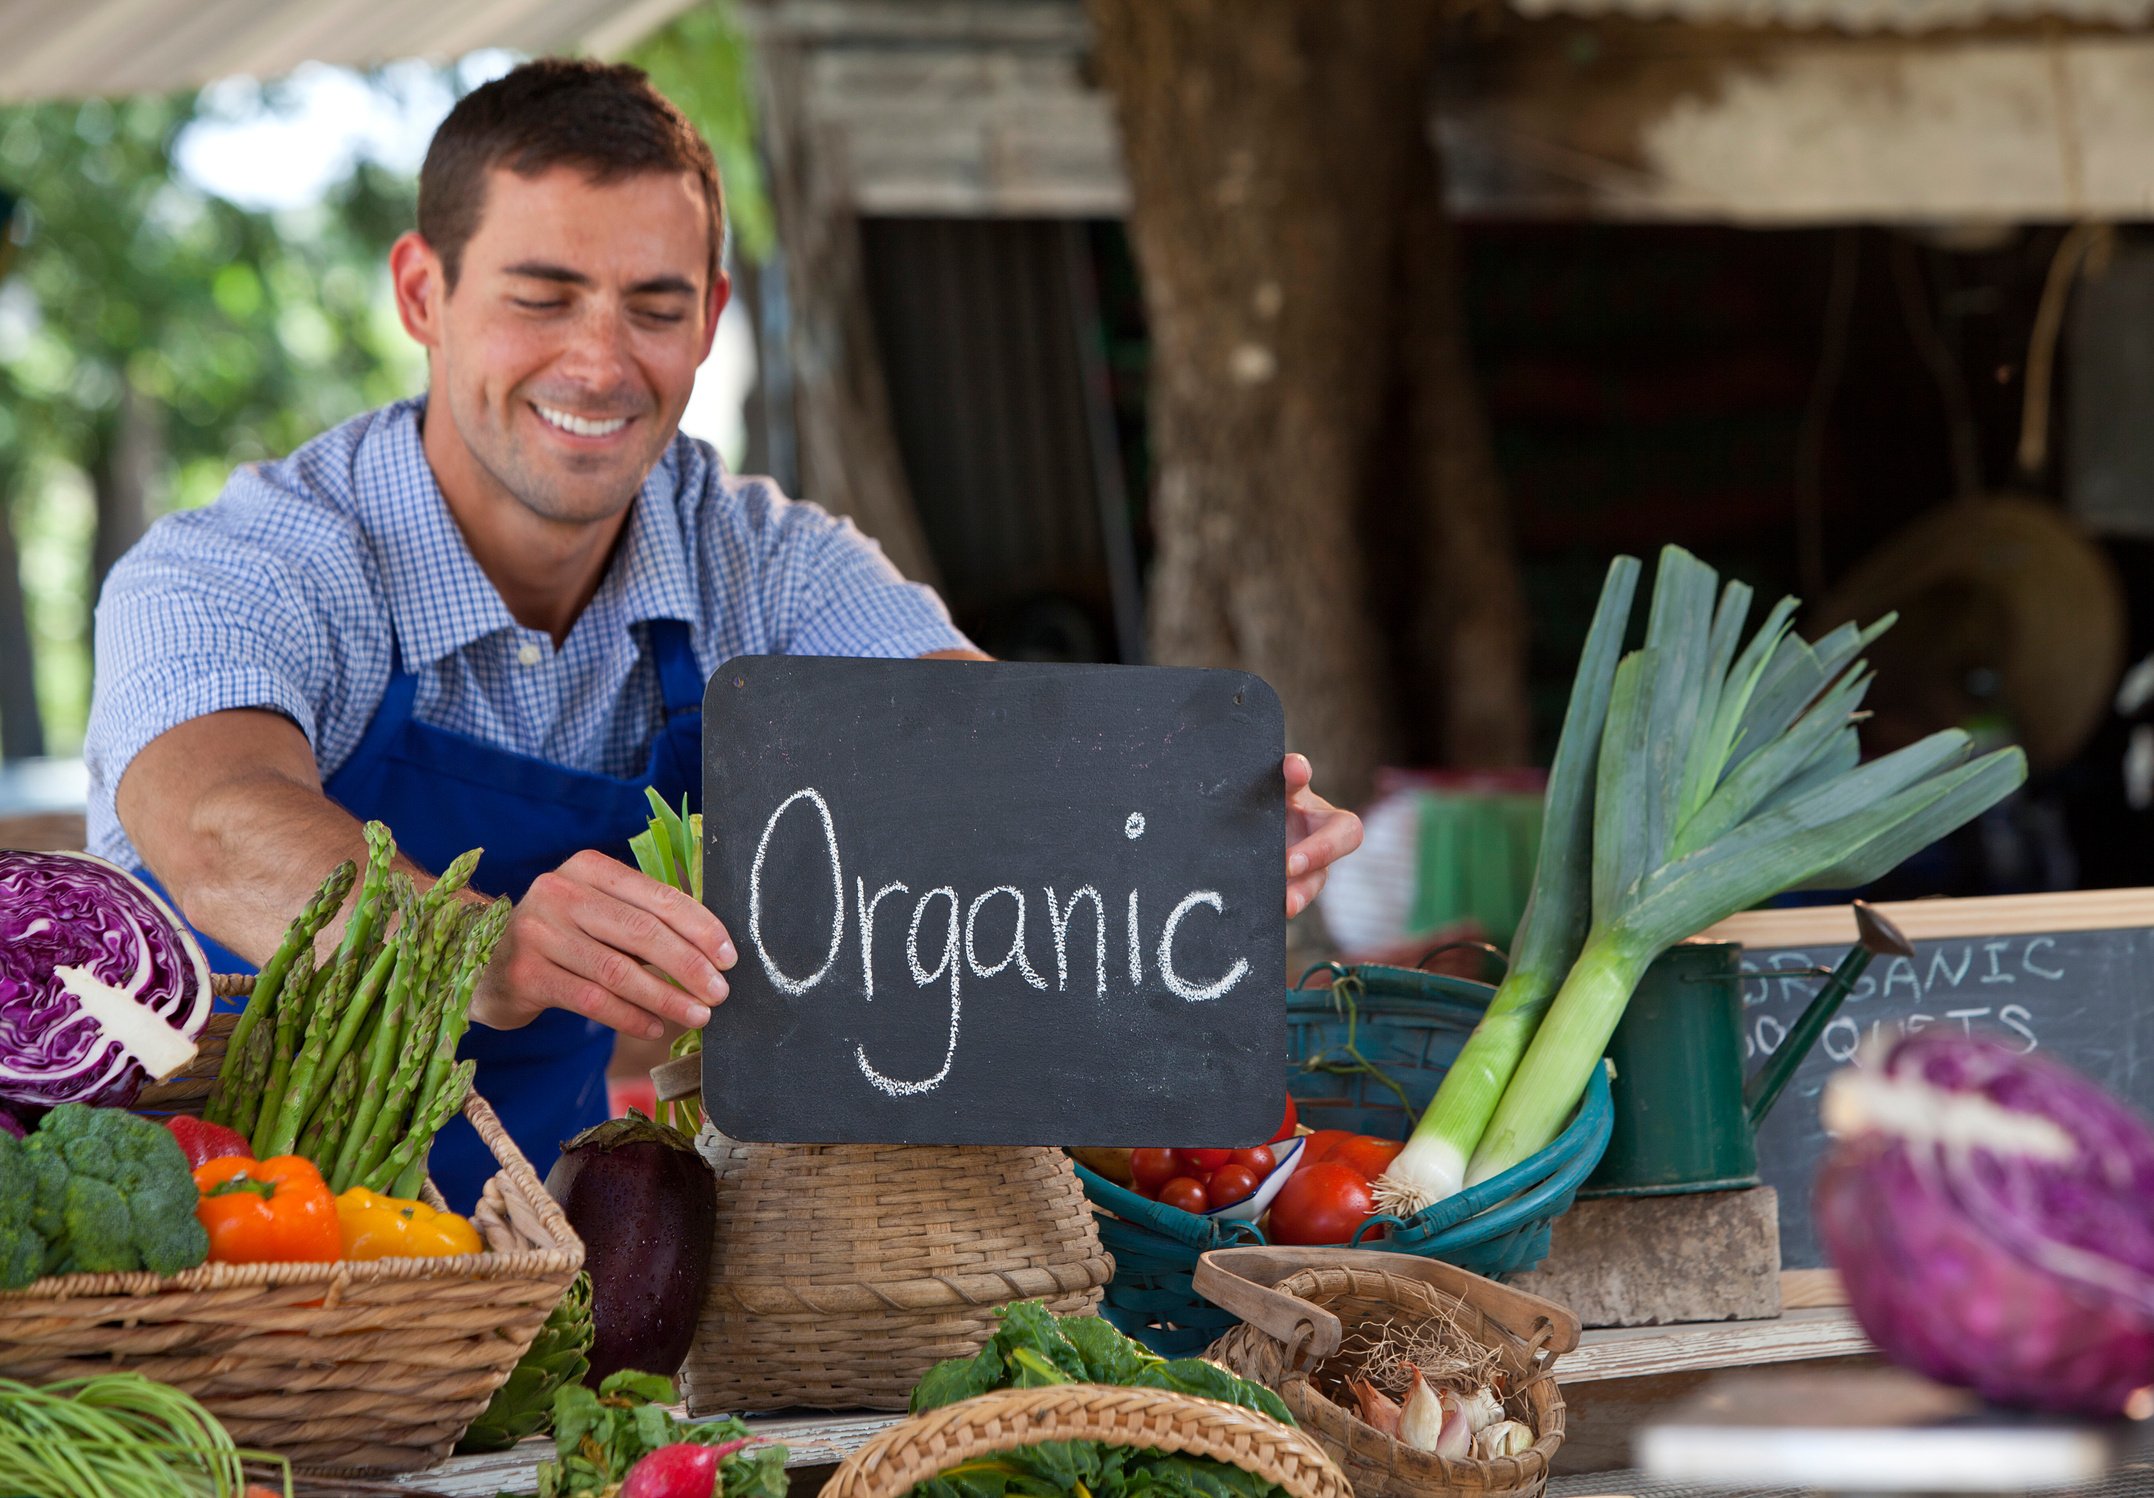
[545,1112,716,1384]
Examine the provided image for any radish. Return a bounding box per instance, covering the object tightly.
[620,1438,752,1498]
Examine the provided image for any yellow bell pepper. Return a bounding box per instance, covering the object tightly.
[335,1187,483,1260]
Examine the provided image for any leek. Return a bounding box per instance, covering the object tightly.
[1375,555,1642,1214]
[1462,544,2026,1186]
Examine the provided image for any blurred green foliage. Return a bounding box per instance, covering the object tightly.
[0,2,768,759]
[0,87,422,752]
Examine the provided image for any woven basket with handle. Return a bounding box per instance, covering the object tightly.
[1200,1246,1578,1498]
[0,980,584,1474]
[654,1055,1113,1413]
[820,1383,1355,1498]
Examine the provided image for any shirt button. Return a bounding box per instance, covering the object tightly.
[517,642,543,667]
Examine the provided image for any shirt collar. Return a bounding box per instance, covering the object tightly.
[355,397,697,668]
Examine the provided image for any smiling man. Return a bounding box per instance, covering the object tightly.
[85,59,1361,1201]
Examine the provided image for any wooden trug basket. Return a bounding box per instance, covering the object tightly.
[0,984,585,1473]
[655,1056,1114,1413]
[1202,1247,1578,1498]
[820,1383,1355,1498]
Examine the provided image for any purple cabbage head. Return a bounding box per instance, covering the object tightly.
[0,850,212,1109]
[1816,1029,2154,1417]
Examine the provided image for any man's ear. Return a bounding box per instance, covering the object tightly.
[699,269,731,364]
[390,231,447,350]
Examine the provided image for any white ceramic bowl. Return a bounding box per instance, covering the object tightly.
[1202,1135,1305,1223]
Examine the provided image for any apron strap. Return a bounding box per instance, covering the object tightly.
[649,619,704,719]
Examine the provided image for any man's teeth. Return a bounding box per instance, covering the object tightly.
[535,404,629,438]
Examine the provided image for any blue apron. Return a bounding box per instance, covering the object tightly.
[141,618,705,1209]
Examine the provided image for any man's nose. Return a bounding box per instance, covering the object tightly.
[556,305,635,390]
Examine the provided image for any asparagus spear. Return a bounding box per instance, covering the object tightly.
[263,892,402,1159]
[392,899,510,1195]
[297,1045,364,1163]
[334,821,396,971]
[217,1003,279,1139]
[351,904,465,1185]
[367,1060,476,1196]
[218,860,355,1084]
[328,881,422,1191]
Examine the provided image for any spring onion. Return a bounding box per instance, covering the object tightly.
[0,1371,287,1498]
[630,788,708,1136]
[1375,556,1642,1213]
[1459,544,2025,1186]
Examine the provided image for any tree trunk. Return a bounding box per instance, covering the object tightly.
[1396,132,1530,768]
[1089,0,1449,804]
[1089,0,1529,799]
[0,477,45,761]
[747,17,943,590]
[91,377,160,597]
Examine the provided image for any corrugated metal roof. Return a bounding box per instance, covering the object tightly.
[1508,0,2154,30]
[0,0,706,103]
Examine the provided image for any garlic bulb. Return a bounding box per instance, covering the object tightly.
[1473,1420,1535,1459]
[1459,1386,1505,1433]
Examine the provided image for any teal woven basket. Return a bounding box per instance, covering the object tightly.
[1074,963,1614,1354]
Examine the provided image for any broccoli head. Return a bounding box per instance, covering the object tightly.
[0,1103,209,1286]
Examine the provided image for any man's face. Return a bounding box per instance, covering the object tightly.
[407,164,724,526]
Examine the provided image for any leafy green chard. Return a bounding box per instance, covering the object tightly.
[907,1302,1296,1498]
[631,787,711,1137]
[1462,544,2028,1186]
[533,1370,786,1498]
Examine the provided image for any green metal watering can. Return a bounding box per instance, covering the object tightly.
[1582,902,1914,1196]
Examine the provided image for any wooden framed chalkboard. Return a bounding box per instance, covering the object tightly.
[1704,888,2154,1268]
[698,656,1287,1146]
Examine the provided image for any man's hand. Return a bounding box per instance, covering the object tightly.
[473,850,737,1039]
[1284,753,1361,919]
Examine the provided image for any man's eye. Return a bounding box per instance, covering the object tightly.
[636,309,686,325]
[512,297,565,311]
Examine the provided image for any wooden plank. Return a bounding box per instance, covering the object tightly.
[1780,1267,1848,1308]
[772,3,2154,223]
[1706,887,2154,949]
[1562,1307,1873,1383]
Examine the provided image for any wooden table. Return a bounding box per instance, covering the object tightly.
[396,1305,1875,1492]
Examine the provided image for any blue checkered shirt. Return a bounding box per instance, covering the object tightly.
[86,396,972,868]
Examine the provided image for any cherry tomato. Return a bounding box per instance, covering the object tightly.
[1270,1095,1300,1144]
[1267,1161,1379,1245]
[1131,1148,1182,1196]
[1230,1145,1276,1178]
[1205,1164,1262,1209]
[1156,1176,1210,1214]
[1177,1147,1233,1173]
[1300,1130,1403,1181]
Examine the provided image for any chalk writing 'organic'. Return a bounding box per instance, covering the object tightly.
[746,787,1252,1098]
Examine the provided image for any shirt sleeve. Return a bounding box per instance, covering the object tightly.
[83,505,335,866]
[762,491,976,660]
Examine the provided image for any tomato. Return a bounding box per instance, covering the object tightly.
[1205,1164,1262,1209]
[1156,1176,1209,1214]
[1300,1130,1403,1181]
[1270,1094,1299,1143]
[1177,1147,1233,1173]
[1267,1162,1378,1245]
[1131,1148,1182,1196]
[1230,1145,1276,1178]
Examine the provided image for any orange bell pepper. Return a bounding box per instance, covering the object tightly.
[194,1154,342,1264]
[335,1187,483,1260]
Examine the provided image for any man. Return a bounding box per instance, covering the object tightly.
[87,59,1362,1202]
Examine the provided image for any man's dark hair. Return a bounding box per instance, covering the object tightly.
[418,57,725,293]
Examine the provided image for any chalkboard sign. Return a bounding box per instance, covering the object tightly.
[1706,890,2154,1268]
[698,656,1286,1146]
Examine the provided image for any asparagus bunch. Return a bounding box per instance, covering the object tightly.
[209,823,513,1194]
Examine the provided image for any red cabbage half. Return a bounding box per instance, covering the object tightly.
[1817,1029,2154,1417]
[0,850,212,1108]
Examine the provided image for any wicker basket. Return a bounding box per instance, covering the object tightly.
[654,1056,1113,1414]
[820,1383,1355,1498]
[1200,1246,1578,1498]
[0,981,585,1473]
